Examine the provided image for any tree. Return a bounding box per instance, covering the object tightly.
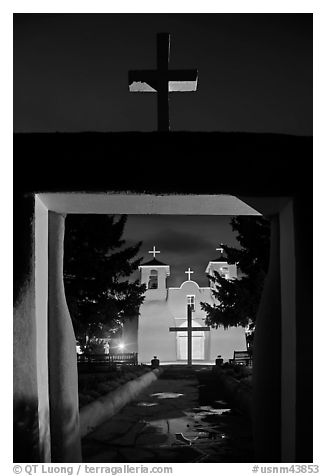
[63,214,146,345]
[201,216,271,330]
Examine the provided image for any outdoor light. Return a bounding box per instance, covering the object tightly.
[118,343,125,350]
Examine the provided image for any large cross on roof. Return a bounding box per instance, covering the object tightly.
[128,33,198,131]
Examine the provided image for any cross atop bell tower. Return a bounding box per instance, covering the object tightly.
[149,246,160,259]
[128,33,198,131]
[139,248,170,301]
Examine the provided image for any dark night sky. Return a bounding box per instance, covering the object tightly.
[12,13,312,287]
[13,13,312,134]
[123,215,241,288]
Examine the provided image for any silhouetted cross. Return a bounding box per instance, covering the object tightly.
[169,305,210,366]
[129,33,198,131]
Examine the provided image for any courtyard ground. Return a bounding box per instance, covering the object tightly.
[82,365,254,463]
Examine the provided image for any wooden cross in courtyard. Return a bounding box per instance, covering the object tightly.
[169,305,210,366]
[149,246,160,258]
[128,33,198,131]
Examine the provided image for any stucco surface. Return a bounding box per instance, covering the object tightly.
[138,272,246,363]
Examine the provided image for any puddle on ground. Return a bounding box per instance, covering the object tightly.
[150,392,184,399]
[140,403,229,448]
[137,402,159,407]
[215,400,228,405]
[193,405,231,416]
[142,416,201,446]
[175,432,199,445]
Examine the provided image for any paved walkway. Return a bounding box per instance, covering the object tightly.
[82,366,253,463]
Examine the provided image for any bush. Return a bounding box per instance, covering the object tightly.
[97,382,112,394]
[79,394,95,407]
[87,390,102,399]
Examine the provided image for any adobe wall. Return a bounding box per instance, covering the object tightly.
[13,195,41,462]
[14,131,312,462]
[47,213,82,462]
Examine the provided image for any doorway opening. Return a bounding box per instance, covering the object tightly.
[177,320,205,360]
[34,192,295,463]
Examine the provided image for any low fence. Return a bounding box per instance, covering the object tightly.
[77,352,138,365]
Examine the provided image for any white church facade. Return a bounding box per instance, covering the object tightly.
[123,247,246,364]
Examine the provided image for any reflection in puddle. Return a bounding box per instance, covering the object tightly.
[150,392,184,399]
[197,431,210,438]
[143,416,200,446]
[137,402,159,407]
[146,416,194,436]
[194,405,231,416]
[143,406,227,448]
[175,433,198,445]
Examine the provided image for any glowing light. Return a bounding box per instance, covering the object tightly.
[118,343,125,350]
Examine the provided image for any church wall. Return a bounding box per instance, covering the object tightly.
[209,326,247,361]
[168,283,211,361]
[229,264,237,279]
[168,281,213,318]
[138,300,176,363]
[167,281,246,361]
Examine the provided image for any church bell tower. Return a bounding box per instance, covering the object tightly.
[205,246,237,288]
[139,246,170,301]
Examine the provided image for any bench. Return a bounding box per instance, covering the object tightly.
[229,350,252,366]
